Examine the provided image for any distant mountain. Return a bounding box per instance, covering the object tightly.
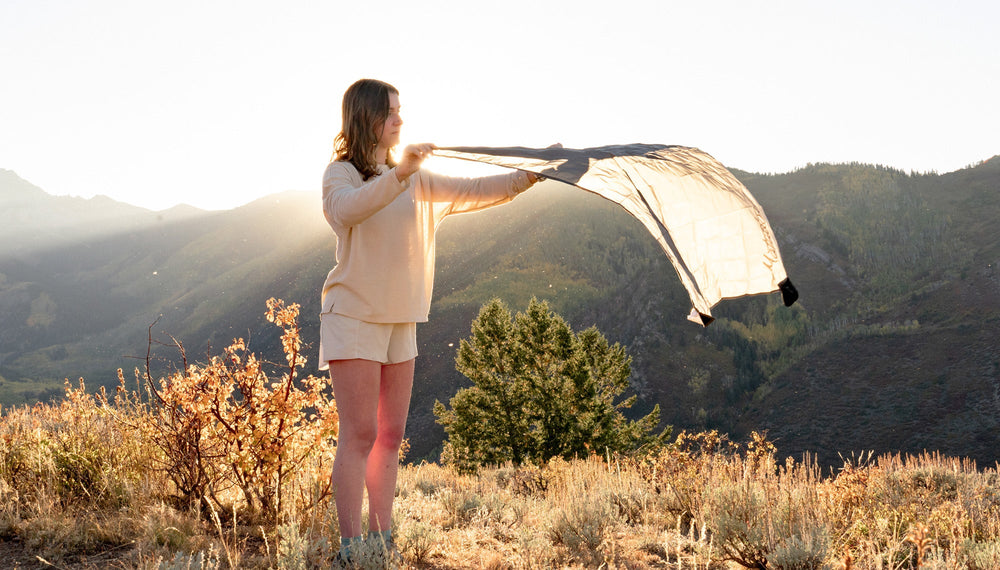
[1,158,997,468]
[0,169,209,256]
[0,183,333,403]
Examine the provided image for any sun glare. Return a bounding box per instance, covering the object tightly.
[418,154,510,179]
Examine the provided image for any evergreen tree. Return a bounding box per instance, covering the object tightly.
[434,297,668,472]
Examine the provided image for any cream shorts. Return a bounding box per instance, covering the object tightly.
[318,312,417,369]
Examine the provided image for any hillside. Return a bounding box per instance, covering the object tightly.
[0,169,207,256]
[737,159,1000,466]
[0,158,998,468]
[0,185,334,402]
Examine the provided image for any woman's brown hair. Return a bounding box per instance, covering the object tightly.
[332,79,399,180]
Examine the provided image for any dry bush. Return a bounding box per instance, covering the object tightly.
[0,379,158,563]
[548,491,614,560]
[0,299,343,565]
[824,451,1000,569]
[439,487,483,528]
[111,298,339,521]
[398,520,438,564]
[627,431,831,568]
[698,454,829,569]
[0,379,156,514]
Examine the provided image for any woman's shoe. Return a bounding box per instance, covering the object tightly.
[332,549,353,569]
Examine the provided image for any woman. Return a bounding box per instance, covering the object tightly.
[319,78,541,562]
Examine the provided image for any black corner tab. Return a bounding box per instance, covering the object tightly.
[779,278,799,307]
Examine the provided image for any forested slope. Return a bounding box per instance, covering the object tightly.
[1,157,997,467]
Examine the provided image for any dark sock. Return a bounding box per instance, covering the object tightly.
[368,528,392,545]
[339,535,362,559]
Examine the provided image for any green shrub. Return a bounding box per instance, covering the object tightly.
[435,297,667,473]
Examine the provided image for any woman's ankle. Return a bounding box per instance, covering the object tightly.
[367,528,393,544]
[338,535,364,558]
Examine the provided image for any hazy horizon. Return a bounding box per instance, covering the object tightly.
[2,0,998,211]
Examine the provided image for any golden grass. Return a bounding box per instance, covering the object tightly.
[2,388,999,569]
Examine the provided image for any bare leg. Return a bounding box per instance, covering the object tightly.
[328,359,382,539]
[366,358,415,532]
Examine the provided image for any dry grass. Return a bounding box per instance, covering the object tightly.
[2,393,999,570]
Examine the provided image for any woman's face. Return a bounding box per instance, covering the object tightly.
[377,92,403,150]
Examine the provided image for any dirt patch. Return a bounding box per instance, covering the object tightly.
[0,539,136,569]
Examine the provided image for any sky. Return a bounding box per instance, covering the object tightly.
[1,0,997,211]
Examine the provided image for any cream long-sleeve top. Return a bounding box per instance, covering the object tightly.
[321,161,533,323]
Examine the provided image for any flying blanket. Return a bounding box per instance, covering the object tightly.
[435,144,798,325]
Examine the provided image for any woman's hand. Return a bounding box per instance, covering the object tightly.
[526,143,562,185]
[396,143,436,181]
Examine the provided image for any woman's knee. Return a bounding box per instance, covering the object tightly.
[339,424,379,454]
[376,424,406,449]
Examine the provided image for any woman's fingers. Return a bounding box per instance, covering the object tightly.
[404,143,435,159]
[396,143,436,181]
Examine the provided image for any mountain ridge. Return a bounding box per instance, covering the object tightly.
[0,169,211,257]
[1,157,997,468]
